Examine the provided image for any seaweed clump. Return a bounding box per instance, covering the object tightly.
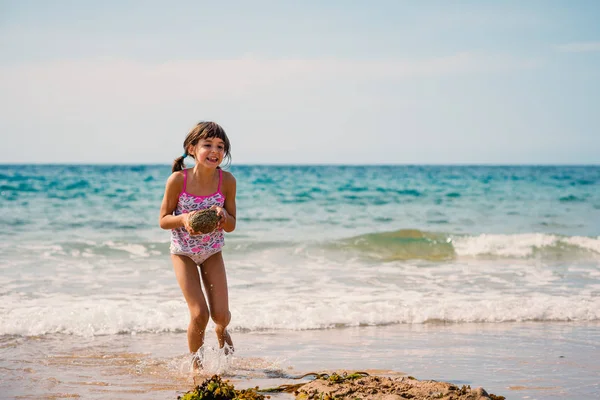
[178,375,265,400]
[189,209,220,234]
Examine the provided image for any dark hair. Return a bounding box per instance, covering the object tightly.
[172,121,231,172]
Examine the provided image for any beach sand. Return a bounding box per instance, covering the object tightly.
[2,322,599,399]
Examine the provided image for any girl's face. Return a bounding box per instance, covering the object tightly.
[190,137,225,168]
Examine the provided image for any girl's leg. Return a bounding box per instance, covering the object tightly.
[171,255,210,357]
[200,252,234,351]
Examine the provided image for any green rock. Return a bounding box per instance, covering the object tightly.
[189,209,219,234]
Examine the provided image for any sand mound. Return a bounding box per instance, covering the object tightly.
[294,374,505,400]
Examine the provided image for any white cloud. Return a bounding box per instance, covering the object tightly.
[556,42,600,53]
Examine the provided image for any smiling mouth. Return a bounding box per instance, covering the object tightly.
[207,157,219,162]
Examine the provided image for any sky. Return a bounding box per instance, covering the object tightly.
[0,0,599,164]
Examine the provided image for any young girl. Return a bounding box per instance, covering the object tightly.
[159,121,236,366]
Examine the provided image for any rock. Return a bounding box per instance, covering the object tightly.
[189,209,219,234]
[293,373,505,400]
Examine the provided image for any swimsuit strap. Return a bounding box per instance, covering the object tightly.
[217,169,223,193]
[183,169,188,192]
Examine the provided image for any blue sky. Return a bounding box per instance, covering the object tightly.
[1,1,599,164]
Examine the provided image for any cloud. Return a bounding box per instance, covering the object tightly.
[556,42,600,53]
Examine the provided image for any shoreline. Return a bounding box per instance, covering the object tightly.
[2,321,599,399]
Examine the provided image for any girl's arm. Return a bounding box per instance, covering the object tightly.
[159,171,187,230]
[219,172,237,232]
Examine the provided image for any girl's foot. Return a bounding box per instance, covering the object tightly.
[215,326,234,355]
[191,347,204,371]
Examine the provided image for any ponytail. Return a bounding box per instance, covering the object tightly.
[172,155,186,172]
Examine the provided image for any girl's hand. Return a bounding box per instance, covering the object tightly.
[183,211,201,236]
[211,205,229,230]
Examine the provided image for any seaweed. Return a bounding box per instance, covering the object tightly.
[178,375,265,400]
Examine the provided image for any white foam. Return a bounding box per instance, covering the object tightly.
[452,233,600,258]
[103,241,150,257]
[0,294,185,336]
[3,288,598,337]
[563,236,600,254]
[2,238,599,337]
[456,233,595,257]
[452,233,558,257]
[3,252,599,337]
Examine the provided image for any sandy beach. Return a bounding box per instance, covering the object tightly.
[2,321,598,399]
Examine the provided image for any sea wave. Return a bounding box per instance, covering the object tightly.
[333,229,600,261]
[6,230,600,262]
[1,292,598,337]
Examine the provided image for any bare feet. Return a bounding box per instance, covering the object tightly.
[191,347,204,371]
[215,325,234,355]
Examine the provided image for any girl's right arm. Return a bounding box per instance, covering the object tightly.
[159,171,188,230]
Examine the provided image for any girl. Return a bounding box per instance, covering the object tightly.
[159,121,236,366]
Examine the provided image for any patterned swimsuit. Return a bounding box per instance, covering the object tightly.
[170,168,225,265]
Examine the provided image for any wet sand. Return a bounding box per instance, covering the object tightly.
[1,322,599,399]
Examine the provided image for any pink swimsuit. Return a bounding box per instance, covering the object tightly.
[170,169,225,265]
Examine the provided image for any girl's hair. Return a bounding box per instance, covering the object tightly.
[172,121,231,173]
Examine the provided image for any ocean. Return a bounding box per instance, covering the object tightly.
[1,164,599,399]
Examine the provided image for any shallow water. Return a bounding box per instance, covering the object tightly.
[1,164,599,398]
[1,323,598,399]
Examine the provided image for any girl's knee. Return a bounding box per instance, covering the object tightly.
[190,309,210,329]
[211,310,231,327]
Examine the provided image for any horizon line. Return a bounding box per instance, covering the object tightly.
[1,162,599,167]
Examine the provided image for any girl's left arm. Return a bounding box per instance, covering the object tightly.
[220,172,237,232]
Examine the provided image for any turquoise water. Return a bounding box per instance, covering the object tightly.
[0,164,599,335]
[1,164,599,399]
[2,164,599,239]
